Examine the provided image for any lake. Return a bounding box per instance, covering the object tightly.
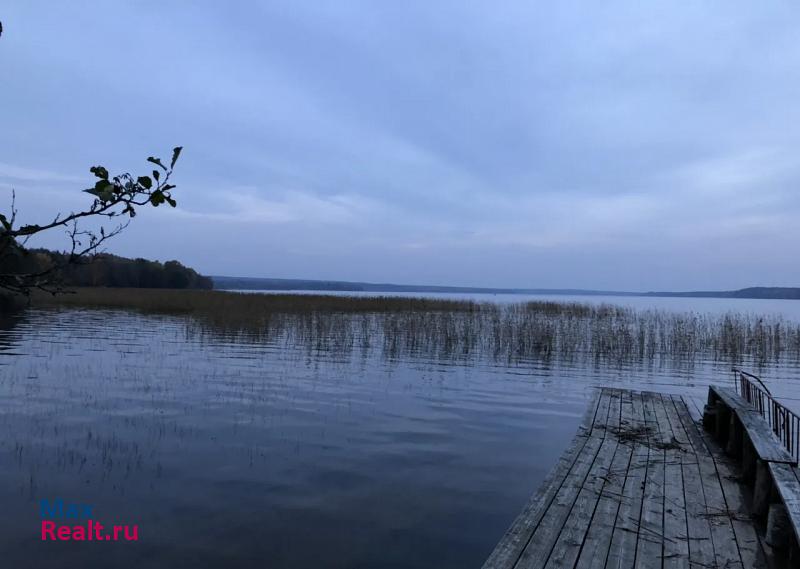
[230,288,800,320]
[1,293,800,567]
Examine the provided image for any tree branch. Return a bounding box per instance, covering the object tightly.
[0,147,183,297]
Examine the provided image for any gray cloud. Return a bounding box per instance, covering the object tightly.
[2,1,799,289]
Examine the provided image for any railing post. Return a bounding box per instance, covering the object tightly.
[735,370,800,466]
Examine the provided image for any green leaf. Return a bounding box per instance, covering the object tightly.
[161,184,175,191]
[170,146,183,169]
[0,213,10,230]
[86,181,114,201]
[166,197,177,207]
[150,190,165,206]
[147,156,167,171]
[90,166,109,179]
[153,170,160,182]
[137,176,152,189]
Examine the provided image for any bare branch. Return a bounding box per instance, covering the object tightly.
[0,147,182,296]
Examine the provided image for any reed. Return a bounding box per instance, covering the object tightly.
[29,287,800,367]
[30,287,476,314]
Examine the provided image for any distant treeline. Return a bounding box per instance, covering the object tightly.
[644,287,800,300]
[211,275,625,296]
[5,249,212,290]
[213,276,367,292]
[213,275,800,301]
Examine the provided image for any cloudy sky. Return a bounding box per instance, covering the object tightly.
[2,2,799,290]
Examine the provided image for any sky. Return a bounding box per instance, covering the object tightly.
[2,2,800,291]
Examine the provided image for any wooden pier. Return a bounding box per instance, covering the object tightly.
[482,387,798,569]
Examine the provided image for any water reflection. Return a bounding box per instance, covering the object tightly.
[1,305,799,568]
[0,311,26,358]
[186,303,800,384]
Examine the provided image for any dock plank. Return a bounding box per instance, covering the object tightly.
[543,391,626,568]
[646,391,689,569]
[604,392,648,569]
[514,391,621,568]
[662,392,717,569]
[482,390,605,569]
[668,395,743,569]
[633,392,665,569]
[767,462,800,549]
[683,397,769,569]
[482,388,775,569]
[573,394,635,569]
[710,387,796,465]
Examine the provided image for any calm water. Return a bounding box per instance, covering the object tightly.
[1,296,800,568]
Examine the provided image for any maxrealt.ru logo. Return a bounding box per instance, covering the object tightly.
[40,499,139,541]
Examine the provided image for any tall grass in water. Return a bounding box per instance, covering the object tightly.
[31,287,800,367]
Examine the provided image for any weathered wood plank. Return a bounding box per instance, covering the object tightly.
[484,388,777,569]
[737,410,797,465]
[682,396,770,567]
[633,392,665,569]
[482,389,605,569]
[669,395,743,569]
[605,392,648,569]
[544,391,627,568]
[654,392,690,569]
[767,462,800,550]
[710,385,755,415]
[710,386,796,465]
[662,393,716,569]
[573,392,636,569]
[514,391,621,568]
[592,389,616,433]
[683,397,770,569]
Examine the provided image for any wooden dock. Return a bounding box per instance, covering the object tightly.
[483,387,772,569]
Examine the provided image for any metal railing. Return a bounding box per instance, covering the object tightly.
[733,368,800,464]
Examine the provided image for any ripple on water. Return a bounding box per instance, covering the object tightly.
[0,305,799,568]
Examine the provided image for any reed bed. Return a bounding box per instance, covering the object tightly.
[29,287,800,366]
[30,287,475,313]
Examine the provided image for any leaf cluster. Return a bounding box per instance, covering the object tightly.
[0,148,183,296]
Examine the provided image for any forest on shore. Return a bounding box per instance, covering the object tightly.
[2,248,212,290]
